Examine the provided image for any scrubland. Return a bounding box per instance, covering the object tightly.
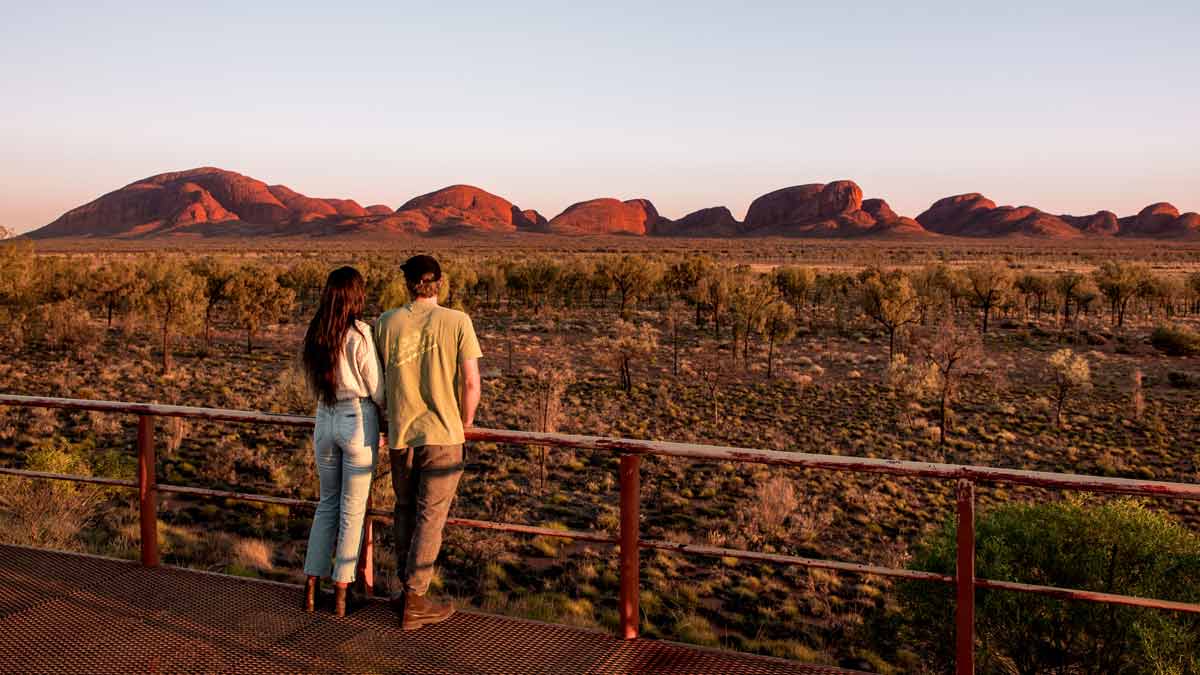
[1,237,1198,672]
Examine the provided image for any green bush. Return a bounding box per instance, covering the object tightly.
[1150,324,1200,357]
[900,497,1200,674]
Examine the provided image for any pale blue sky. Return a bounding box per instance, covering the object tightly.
[2,1,1197,232]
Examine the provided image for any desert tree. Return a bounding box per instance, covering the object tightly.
[225,267,296,354]
[1073,278,1101,324]
[910,264,956,324]
[771,266,816,318]
[664,255,712,324]
[596,320,658,392]
[91,260,142,329]
[858,269,920,362]
[761,300,797,379]
[684,347,728,425]
[602,255,662,318]
[554,260,593,308]
[1015,273,1052,322]
[1093,261,1148,328]
[188,256,235,348]
[729,275,775,369]
[523,356,573,493]
[138,257,204,373]
[1053,272,1087,328]
[964,262,1013,333]
[474,260,507,308]
[664,299,689,377]
[441,259,478,310]
[379,274,409,311]
[501,261,530,307]
[278,258,326,312]
[1187,272,1200,315]
[587,264,614,308]
[921,319,983,448]
[1165,275,1189,318]
[34,256,89,304]
[814,271,856,332]
[505,258,559,309]
[1139,273,1185,320]
[697,267,733,337]
[1047,349,1091,428]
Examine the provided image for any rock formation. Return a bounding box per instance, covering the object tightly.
[915,194,998,235]
[25,166,1198,240]
[394,184,529,233]
[517,209,548,231]
[741,181,884,236]
[1119,203,1182,236]
[1061,210,1120,236]
[861,199,929,236]
[546,198,666,235]
[655,206,739,236]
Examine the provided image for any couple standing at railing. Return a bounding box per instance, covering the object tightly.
[299,255,482,630]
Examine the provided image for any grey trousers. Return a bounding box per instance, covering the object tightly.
[391,444,464,595]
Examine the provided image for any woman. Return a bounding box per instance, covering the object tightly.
[300,266,384,616]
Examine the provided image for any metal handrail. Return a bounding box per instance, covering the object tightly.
[2,393,1199,674]
[4,394,1198,499]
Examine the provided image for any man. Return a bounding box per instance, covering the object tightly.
[374,255,481,630]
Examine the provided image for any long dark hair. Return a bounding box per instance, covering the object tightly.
[302,266,366,407]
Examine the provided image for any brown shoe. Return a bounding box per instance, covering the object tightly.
[400,592,454,630]
[303,576,319,613]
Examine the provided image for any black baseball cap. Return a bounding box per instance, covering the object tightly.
[401,255,442,283]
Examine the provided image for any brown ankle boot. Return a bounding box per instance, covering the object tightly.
[303,576,318,613]
[401,592,454,630]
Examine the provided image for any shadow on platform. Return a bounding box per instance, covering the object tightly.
[0,544,861,674]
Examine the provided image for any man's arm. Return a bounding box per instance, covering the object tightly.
[460,357,480,429]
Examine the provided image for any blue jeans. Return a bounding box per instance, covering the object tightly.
[303,398,379,583]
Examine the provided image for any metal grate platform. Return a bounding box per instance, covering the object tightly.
[0,545,860,675]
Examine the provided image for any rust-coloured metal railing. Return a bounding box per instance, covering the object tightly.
[2,394,1200,674]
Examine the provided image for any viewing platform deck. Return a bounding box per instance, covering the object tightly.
[0,545,857,675]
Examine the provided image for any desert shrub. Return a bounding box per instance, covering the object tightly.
[0,438,111,551]
[29,298,101,357]
[1046,349,1091,427]
[594,320,658,392]
[269,360,313,414]
[901,498,1200,674]
[1151,324,1200,356]
[1167,371,1198,389]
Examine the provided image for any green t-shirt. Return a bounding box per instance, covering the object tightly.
[374,302,482,448]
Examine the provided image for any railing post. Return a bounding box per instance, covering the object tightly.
[618,453,641,639]
[137,415,159,567]
[956,479,975,675]
[356,496,375,597]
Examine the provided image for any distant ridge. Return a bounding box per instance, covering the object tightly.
[25,167,1200,240]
